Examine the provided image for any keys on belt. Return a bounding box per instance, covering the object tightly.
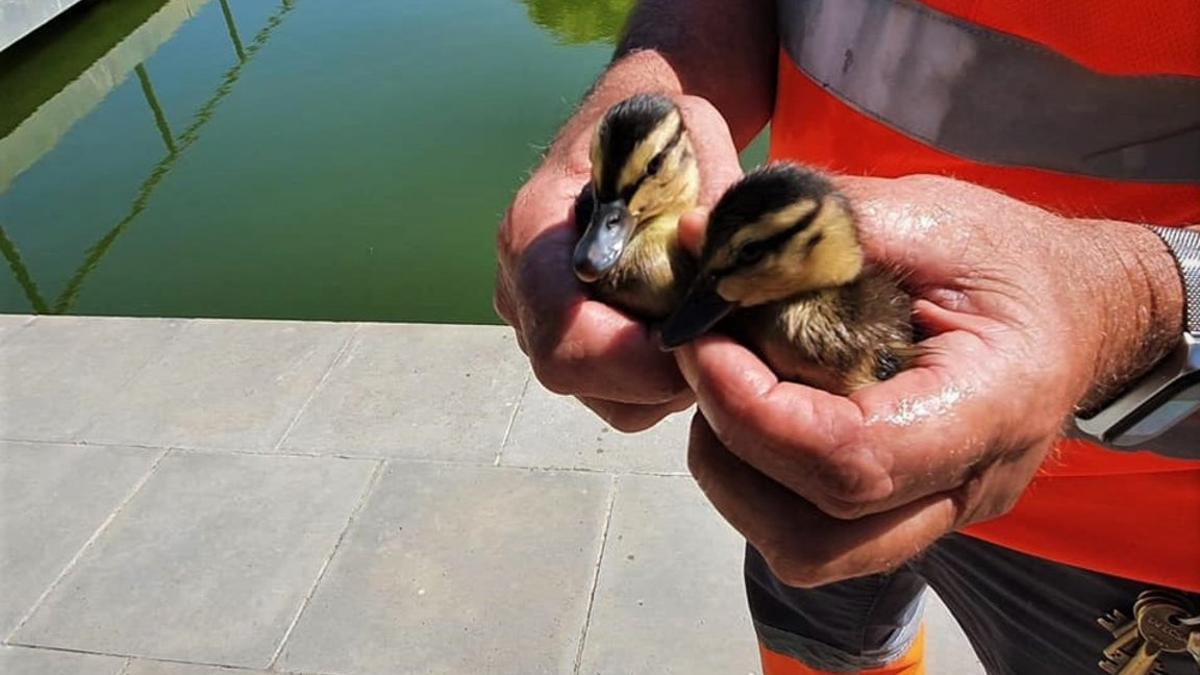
[1098,590,1200,674]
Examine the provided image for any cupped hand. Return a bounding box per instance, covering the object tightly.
[495,95,742,430]
[675,174,1179,585]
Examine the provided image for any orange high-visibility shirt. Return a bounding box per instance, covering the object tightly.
[770,0,1200,590]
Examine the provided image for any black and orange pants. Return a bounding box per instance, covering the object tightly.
[749,534,1198,674]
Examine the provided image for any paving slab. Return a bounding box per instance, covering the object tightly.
[501,381,692,473]
[0,313,33,344]
[925,590,985,674]
[0,442,160,635]
[277,462,610,675]
[13,451,378,668]
[80,319,352,450]
[578,474,759,675]
[0,645,126,675]
[0,316,182,442]
[280,324,528,461]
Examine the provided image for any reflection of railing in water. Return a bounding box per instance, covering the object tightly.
[219,0,247,62]
[0,0,297,315]
[0,226,48,313]
[136,63,177,155]
[0,0,208,192]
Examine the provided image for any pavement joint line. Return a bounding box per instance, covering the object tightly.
[168,445,379,465]
[572,473,618,675]
[494,371,532,466]
[266,458,387,670]
[0,437,168,451]
[4,448,171,642]
[0,442,692,476]
[0,642,334,675]
[271,324,361,452]
[104,443,695,479]
[116,656,132,675]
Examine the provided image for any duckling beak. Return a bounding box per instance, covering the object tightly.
[573,201,635,283]
[659,276,734,350]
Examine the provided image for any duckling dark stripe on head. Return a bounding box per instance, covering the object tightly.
[703,164,835,257]
[755,205,822,255]
[595,94,679,201]
[804,230,824,252]
[619,122,685,203]
[706,205,822,277]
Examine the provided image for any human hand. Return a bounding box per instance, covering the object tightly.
[495,94,742,430]
[674,174,1183,584]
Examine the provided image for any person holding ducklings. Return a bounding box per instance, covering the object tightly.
[494,1,1200,673]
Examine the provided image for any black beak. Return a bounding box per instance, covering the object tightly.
[573,200,635,283]
[659,275,735,350]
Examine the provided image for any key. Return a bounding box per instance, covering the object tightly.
[1135,590,1195,615]
[1115,641,1160,675]
[1116,602,1192,675]
[1187,628,1200,668]
[1139,602,1192,655]
[1103,620,1142,664]
[1100,653,1166,675]
[1100,609,1131,634]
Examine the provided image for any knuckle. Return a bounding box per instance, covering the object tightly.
[530,357,574,395]
[527,326,591,396]
[496,205,522,258]
[492,289,516,327]
[811,440,895,510]
[814,496,872,521]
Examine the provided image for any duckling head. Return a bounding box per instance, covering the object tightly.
[660,164,864,349]
[573,94,699,283]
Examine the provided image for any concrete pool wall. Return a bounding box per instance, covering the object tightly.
[0,0,211,191]
[0,0,89,52]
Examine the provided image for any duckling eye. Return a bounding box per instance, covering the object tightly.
[646,153,665,177]
[737,241,767,265]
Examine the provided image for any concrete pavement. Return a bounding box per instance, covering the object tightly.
[0,315,983,674]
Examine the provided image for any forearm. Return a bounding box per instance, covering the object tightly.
[544,0,776,172]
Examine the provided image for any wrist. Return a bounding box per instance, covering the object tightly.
[1078,221,1185,411]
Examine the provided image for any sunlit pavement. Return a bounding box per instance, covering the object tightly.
[0,315,983,674]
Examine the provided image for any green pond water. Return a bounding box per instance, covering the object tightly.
[0,0,765,324]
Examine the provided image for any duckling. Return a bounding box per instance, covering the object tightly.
[572,94,699,320]
[660,163,916,395]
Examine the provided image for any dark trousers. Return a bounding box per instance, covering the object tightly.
[747,533,1199,674]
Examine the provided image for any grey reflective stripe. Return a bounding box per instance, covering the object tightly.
[779,0,1200,183]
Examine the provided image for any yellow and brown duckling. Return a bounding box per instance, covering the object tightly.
[660,163,916,395]
[572,94,699,320]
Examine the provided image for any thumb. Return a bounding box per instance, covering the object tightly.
[678,208,708,258]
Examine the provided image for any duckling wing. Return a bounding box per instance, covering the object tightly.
[746,271,916,394]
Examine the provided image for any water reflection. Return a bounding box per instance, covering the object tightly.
[0,0,294,314]
[0,0,171,140]
[0,0,723,322]
[520,0,634,45]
